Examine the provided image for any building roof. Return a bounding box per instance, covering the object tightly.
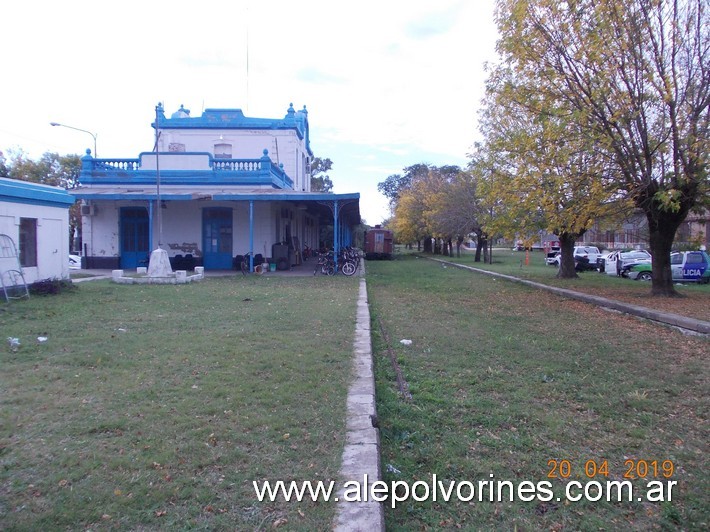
[70,187,361,223]
[154,103,311,149]
[0,177,75,208]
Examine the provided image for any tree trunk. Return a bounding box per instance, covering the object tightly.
[475,232,487,263]
[646,211,683,297]
[423,236,432,253]
[637,179,697,297]
[556,233,578,279]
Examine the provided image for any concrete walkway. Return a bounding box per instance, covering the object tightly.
[432,257,710,335]
[73,262,386,530]
[333,276,384,531]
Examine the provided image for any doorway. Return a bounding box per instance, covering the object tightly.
[202,208,233,269]
[120,207,149,269]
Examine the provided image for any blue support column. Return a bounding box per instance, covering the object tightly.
[333,199,339,271]
[148,200,154,252]
[249,200,254,272]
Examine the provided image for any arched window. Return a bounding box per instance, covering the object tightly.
[214,143,232,159]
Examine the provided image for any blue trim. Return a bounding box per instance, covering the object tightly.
[78,150,293,190]
[152,104,309,142]
[148,201,154,252]
[334,199,339,270]
[70,191,360,202]
[0,177,75,207]
[249,200,254,272]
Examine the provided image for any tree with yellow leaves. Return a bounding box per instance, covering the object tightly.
[479,63,623,278]
[492,0,709,294]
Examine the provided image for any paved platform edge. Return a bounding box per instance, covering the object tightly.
[433,258,710,335]
[333,277,385,532]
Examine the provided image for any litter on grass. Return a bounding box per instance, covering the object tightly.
[386,464,401,475]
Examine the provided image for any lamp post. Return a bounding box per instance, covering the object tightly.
[50,122,97,158]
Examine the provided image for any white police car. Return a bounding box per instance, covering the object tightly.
[600,249,652,276]
[624,250,710,283]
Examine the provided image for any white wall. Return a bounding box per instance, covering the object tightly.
[83,200,311,263]
[0,201,70,283]
[158,129,309,191]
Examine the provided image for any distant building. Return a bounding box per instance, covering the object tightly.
[677,209,710,250]
[0,177,75,284]
[70,103,360,270]
[580,209,709,250]
[579,211,649,250]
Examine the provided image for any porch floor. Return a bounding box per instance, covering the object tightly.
[72,260,326,281]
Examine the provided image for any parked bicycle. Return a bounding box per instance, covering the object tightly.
[238,252,266,274]
[339,247,360,276]
[240,252,253,275]
[313,252,335,276]
[313,247,361,276]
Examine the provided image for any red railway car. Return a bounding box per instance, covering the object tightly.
[363,227,393,260]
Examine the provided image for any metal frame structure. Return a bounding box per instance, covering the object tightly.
[0,234,30,302]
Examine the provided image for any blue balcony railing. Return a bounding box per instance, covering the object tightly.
[79,149,293,190]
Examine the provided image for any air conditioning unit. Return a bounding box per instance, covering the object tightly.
[81,204,97,216]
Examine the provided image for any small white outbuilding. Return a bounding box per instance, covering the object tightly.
[0,177,76,286]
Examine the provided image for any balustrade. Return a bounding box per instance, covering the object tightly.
[81,155,293,189]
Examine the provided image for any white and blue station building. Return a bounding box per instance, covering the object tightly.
[70,103,360,270]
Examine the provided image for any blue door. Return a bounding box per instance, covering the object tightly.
[120,207,149,269]
[202,208,233,269]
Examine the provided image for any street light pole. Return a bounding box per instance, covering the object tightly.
[50,122,98,158]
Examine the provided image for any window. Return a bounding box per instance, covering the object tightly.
[214,143,232,159]
[19,218,37,267]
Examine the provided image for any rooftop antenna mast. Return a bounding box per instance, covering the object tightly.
[246,2,250,112]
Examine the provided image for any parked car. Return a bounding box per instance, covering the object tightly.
[69,254,82,270]
[546,246,602,270]
[624,250,710,283]
[598,249,652,276]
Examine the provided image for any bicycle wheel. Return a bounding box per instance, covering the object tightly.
[326,265,335,276]
[341,261,356,276]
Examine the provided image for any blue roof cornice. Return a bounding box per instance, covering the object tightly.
[153,104,309,141]
[0,177,75,208]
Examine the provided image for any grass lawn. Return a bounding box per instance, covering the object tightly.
[447,247,710,322]
[368,254,708,530]
[1,275,360,530]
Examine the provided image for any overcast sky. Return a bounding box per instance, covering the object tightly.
[0,0,499,225]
